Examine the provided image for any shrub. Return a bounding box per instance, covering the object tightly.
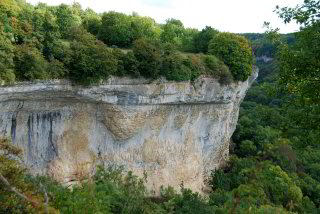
[0,69,15,84]
[208,32,252,81]
[0,33,15,84]
[47,59,68,79]
[122,51,140,77]
[112,48,127,76]
[307,163,320,182]
[238,140,257,157]
[98,11,133,47]
[69,40,117,85]
[160,186,216,214]
[132,38,162,79]
[185,54,206,80]
[161,44,192,81]
[202,55,232,84]
[217,68,233,85]
[14,44,50,80]
[67,27,118,84]
[209,189,230,206]
[230,184,269,210]
[193,26,219,53]
[51,40,72,65]
[257,164,303,206]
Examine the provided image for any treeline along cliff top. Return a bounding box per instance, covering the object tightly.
[0,0,253,85]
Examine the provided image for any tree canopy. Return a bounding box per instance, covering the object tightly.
[209,32,253,81]
[274,0,320,105]
[0,0,254,85]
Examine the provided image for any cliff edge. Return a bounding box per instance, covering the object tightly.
[0,67,258,194]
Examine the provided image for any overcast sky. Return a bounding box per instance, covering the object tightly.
[26,0,303,33]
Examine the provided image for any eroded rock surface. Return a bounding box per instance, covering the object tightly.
[0,69,258,194]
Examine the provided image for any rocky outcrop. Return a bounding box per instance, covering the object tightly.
[0,68,258,194]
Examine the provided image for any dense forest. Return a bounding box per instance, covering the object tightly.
[1,0,320,213]
[0,0,253,85]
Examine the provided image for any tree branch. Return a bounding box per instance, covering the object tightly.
[0,173,39,207]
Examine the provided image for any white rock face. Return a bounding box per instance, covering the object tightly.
[0,69,257,194]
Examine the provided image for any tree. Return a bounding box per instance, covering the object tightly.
[9,2,34,44]
[160,18,185,49]
[55,4,80,38]
[132,38,162,78]
[193,26,218,53]
[130,15,160,41]
[68,27,117,85]
[14,44,49,80]
[208,32,253,81]
[161,43,192,81]
[270,1,320,135]
[82,8,101,36]
[273,1,320,105]
[180,28,198,52]
[98,11,133,47]
[0,24,15,84]
[41,11,60,59]
[202,55,232,84]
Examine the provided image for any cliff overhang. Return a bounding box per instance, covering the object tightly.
[0,67,258,194]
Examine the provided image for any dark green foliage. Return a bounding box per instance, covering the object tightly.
[209,32,253,81]
[82,8,101,36]
[0,26,15,84]
[266,140,297,172]
[209,189,230,207]
[211,157,257,191]
[98,11,133,48]
[160,186,216,214]
[193,26,218,53]
[41,11,61,60]
[160,18,185,48]
[68,28,117,85]
[255,43,277,57]
[47,59,68,79]
[161,44,192,81]
[227,184,269,212]
[14,44,49,80]
[130,15,160,41]
[51,39,72,65]
[54,4,80,38]
[180,28,198,52]
[132,38,162,78]
[185,54,206,80]
[238,140,257,157]
[202,55,233,84]
[122,51,140,77]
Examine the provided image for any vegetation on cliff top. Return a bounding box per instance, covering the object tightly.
[0,0,253,85]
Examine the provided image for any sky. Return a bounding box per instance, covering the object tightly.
[26,0,303,33]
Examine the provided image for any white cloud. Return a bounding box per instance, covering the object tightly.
[26,0,302,33]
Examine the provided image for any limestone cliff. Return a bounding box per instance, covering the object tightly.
[0,68,258,194]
